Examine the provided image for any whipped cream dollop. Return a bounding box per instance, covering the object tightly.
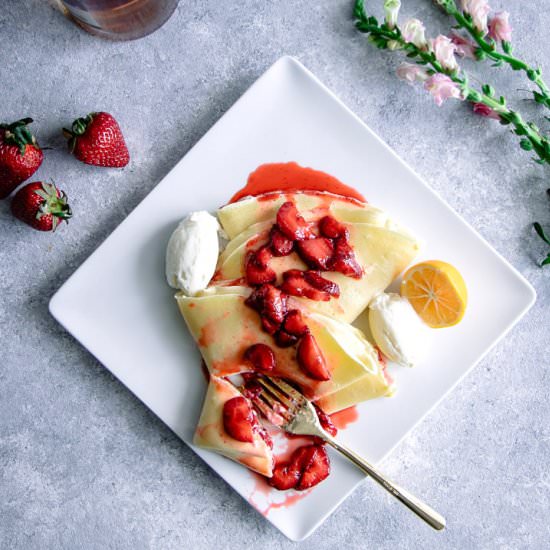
[368,292,430,368]
[165,211,220,295]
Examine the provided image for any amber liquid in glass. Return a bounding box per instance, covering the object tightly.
[60,0,178,40]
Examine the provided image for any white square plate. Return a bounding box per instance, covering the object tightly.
[49,56,536,541]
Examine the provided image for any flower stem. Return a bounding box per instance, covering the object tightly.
[438,0,550,109]
[354,0,550,165]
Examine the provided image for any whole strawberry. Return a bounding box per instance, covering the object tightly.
[11,181,72,232]
[0,118,43,199]
[63,112,129,168]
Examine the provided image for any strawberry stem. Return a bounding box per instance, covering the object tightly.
[63,112,97,152]
[34,182,72,232]
[0,118,38,155]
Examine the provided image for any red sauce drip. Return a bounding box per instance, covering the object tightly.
[228,162,366,204]
[329,406,359,430]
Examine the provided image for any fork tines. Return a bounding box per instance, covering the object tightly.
[245,376,305,428]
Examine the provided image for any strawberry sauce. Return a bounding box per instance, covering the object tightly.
[228,162,367,204]
[329,406,359,430]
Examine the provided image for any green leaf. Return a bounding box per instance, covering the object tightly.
[527,69,537,81]
[533,91,546,104]
[534,222,550,245]
[502,41,513,54]
[520,139,533,151]
[482,84,495,96]
[468,91,482,102]
[475,48,487,61]
[541,255,550,267]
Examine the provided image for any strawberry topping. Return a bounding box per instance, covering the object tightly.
[297,333,331,381]
[275,330,299,348]
[222,396,255,443]
[276,201,314,241]
[245,251,276,286]
[254,245,273,267]
[269,444,330,491]
[295,445,330,490]
[329,237,363,278]
[244,344,276,372]
[303,271,340,297]
[282,309,309,337]
[280,270,331,301]
[246,284,289,335]
[313,404,338,437]
[319,215,349,239]
[270,226,294,256]
[296,237,334,270]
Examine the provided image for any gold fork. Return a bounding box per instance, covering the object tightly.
[247,375,446,531]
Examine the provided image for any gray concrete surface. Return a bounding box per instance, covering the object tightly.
[1,0,549,548]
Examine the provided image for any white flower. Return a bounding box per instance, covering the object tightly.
[431,35,458,72]
[461,0,491,34]
[384,0,401,29]
[401,19,427,49]
[396,62,429,84]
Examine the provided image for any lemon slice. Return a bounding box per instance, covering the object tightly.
[400,260,467,328]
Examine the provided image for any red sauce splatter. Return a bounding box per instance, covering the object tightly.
[329,406,359,430]
[228,162,366,204]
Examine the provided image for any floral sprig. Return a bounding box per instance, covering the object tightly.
[353,0,550,165]
[435,0,550,110]
[534,222,550,267]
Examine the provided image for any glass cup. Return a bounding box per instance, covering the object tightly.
[55,0,179,41]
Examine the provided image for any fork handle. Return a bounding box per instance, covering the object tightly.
[325,437,446,531]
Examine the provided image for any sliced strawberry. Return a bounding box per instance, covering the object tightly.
[303,271,340,297]
[313,404,338,437]
[269,445,330,491]
[261,284,288,324]
[281,270,331,301]
[275,330,299,348]
[245,252,276,286]
[296,445,330,490]
[319,215,349,239]
[244,344,276,372]
[254,245,273,267]
[276,201,313,241]
[329,237,363,278]
[296,237,334,270]
[269,457,302,490]
[270,225,294,256]
[282,309,309,337]
[222,396,255,443]
[297,333,331,381]
[261,316,280,335]
[245,285,266,312]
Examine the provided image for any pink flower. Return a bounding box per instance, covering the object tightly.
[424,74,463,106]
[461,0,491,34]
[488,11,512,42]
[450,31,477,59]
[401,19,428,49]
[431,35,458,72]
[396,62,429,84]
[473,102,500,120]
